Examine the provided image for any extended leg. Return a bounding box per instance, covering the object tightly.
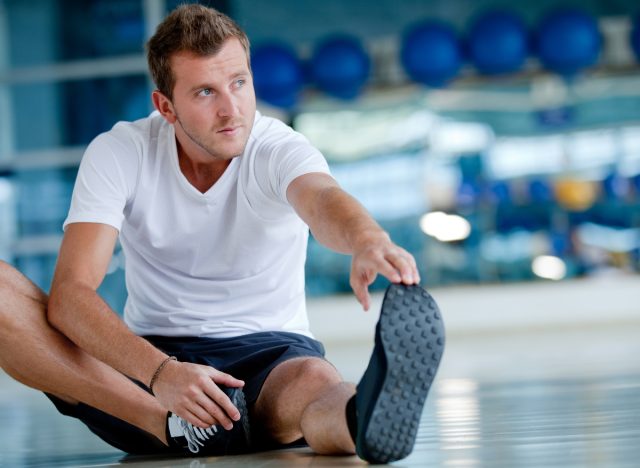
[0,261,168,444]
[253,283,445,463]
[252,356,356,455]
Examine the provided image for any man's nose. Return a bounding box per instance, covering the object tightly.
[217,91,237,118]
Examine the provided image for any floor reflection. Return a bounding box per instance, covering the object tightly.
[408,374,640,468]
[1,372,639,467]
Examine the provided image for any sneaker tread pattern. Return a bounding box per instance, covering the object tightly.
[362,284,445,463]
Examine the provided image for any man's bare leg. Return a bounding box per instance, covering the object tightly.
[254,287,445,461]
[252,357,356,455]
[0,261,169,444]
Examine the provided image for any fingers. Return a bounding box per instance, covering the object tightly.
[188,398,235,430]
[203,384,240,421]
[161,363,245,430]
[206,369,244,419]
[354,248,420,286]
[171,378,238,429]
[374,256,402,283]
[210,368,244,389]
[199,369,244,425]
[384,249,420,284]
[351,270,373,311]
[351,244,420,310]
[183,408,217,429]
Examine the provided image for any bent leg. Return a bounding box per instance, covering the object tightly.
[252,356,356,455]
[0,261,168,444]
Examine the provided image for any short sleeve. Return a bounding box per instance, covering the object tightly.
[63,133,139,232]
[254,121,331,205]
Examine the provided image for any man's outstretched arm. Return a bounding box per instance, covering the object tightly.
[286,172,420,310]
[48,222,243,429]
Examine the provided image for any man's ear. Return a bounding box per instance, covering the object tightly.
[152,90,177,124]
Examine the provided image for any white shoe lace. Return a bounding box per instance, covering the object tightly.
[174,415,219,454]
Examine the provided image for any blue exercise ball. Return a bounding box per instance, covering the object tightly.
[489,180,512,204]
[632,15,640,62]
[468,11,528,75]
[401,21,462,87]
[632,173,640,194]
[536,9,601,76]
[528,178,553,203]
[602,172,630,200]
[310,35,370,99]
[251,43,303,108]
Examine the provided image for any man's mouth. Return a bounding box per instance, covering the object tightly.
[218,125,240,135]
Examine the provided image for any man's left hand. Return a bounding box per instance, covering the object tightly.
[350,231,420,311]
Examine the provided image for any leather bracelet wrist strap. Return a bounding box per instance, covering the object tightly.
[149,356,177,396]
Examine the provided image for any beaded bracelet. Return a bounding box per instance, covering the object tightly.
[149,356,177,395]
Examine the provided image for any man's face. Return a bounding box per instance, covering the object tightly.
[161,38,256,162]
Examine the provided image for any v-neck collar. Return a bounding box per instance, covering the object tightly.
[165,123,240,201]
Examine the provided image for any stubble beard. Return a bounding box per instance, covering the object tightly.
[175,113,247,161]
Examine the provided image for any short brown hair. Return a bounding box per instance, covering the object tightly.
[146,3,250,99]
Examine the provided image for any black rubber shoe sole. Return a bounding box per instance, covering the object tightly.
[355,283,445,464]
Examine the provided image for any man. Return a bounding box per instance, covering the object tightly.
[0,4,444,463]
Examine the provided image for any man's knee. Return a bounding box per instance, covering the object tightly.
[0,297,23,341]
[0,259,12,273]
[254,358,343,444]
[256,357,343,416]
[0,260,13,292]
[0,260,21,290]
[288,358,342,390]
[0,264,46,337]
[0,263,15,330]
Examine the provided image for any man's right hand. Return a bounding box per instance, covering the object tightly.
[151,359,244,429]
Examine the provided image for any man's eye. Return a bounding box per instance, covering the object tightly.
[198,88,212,96]
[235,79,245,88]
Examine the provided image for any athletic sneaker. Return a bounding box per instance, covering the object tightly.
[166,387,251,455]
[354,283,445,463]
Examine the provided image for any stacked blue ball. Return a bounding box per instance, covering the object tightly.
[251,43,303,108]
[401,21,462,87]
[467,11,528,75]
[535,9,601,76]
[310,35,370,100]
[248,8,630,107]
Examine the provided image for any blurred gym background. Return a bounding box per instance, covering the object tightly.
[1,1,639,466]
[1,0,639,309]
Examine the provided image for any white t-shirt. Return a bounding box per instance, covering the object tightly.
[64,110,330,338]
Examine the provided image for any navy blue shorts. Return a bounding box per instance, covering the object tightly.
[46,331,326,455]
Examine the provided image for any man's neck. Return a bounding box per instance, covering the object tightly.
[177,148,232,194]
